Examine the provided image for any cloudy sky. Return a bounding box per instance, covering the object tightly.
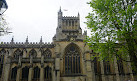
[0,0,91,42]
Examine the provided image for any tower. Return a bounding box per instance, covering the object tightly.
[0,8,135,81]
[53,8,86,41]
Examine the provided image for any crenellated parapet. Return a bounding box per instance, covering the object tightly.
[62,16,79,19]
[0,42,55,48]
[54,8,84,42]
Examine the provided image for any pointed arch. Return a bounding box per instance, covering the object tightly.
[33,66,40,80]
[64,43,81,75]
[22,66,29,80]
[29,49,37,58]
[64,43,81,54]
[44,66,52,81]
[22,48,27,57]
[117,59,124,75]
[0,49,6,55]
[43,49,52,58]
[103,61,111,75]
[13,49,22,59]
[10,66,17,81]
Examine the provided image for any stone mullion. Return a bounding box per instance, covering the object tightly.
[52,66,55,81]
[47,68,48,80]
[40,67,44,81]
[69,56,71,74]
[70,20,72,29]
[67,20,69,29]
[78,56,80,73]
[73,20,75,29]
[46,69,47,80]
[74,20,77,29]
[72,20,74,29]
[65,20,67,28]
[40,54,44,81]
[68,56,70,73]
[71,20,72,27]
[72,55,73,74]
[64,20,66,29]
[77,56,79,73]
[100,60,105,81]
[114,56,120,81]
[63,57,65,74]
[75,56,76,74]
[55,57,60,81]
[68,20,70,27]
[48,68,50,79]
[29,67,33,81]
[28,56,33,81]
[16,67,21,81]
[127,55,134,81]
[67,56,68,74]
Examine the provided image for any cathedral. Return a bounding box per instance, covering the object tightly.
[0,8,136,81]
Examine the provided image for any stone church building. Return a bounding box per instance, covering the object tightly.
[0,8,136,81]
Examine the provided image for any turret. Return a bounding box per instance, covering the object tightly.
[78,12,80,18]
[58,7,62,28]
[25,36,29,44]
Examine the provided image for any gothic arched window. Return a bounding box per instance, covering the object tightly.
[64,44,81,75]
[29,49,37,58]
[22,66,29,81]
[72,20,74,27]
[93,57,98,74]
[44,66,52,81]
[117,59,124,75]
[10,66,17,81]
[93,57,101,75]
[93,57,102,81]
[43,49,52,58]
[14,49,21,59]
[0,49,6,78]
[33,66,40,80]
[103,61,111,75]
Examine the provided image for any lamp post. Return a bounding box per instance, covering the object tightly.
[0,0,8,15]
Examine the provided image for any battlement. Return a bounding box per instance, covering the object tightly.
[0,42,55,48]
[62,16,79,19]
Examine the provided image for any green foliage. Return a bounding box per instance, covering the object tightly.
[0,15,9,36]
[86,0,137,69]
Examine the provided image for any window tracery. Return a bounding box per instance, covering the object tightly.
[43,49,52,58]
[44,66,52,81]
[103,61,111,75]
[93,57,101,74]
[33,66,40,81]
[29,49,37,58]
[13,49,21,59]
[117,59,124,75]
[22,66,29,81]
[64,44,81,75]
[10,66,17,81]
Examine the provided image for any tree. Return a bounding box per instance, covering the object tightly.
[85,0,137,71]
[0,15,9,36]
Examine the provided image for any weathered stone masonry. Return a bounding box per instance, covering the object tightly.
[0,8,136,81]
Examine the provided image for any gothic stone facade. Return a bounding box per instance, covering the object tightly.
[0,9,136,81]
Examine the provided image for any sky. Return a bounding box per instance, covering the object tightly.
[0,0,91,43]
